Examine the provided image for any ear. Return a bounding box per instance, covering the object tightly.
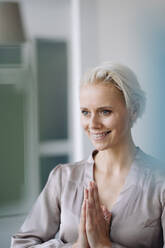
[132,110,137,122]
[129,109,137,127]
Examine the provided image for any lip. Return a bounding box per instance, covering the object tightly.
[90,130,111,135]
[89,130,111,141]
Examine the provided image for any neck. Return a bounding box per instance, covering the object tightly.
[95,135,137,174]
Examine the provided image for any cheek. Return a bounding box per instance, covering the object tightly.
[116,115,130,133]
[103,116,115,128]
[81,118,88,131]
[107,114,129,131]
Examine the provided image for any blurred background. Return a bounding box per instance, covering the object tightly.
[0,0,165,247]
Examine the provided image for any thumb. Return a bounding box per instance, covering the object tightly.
[101,205,112,233]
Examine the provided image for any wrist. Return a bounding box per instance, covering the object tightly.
[103,245,112,248]
[98,245,112,248]
[96,241,112,248]
[72,242,78,248]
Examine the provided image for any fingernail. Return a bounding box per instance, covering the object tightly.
[93,181,97,188]
[84,188,87,196]
[102,205,106,211]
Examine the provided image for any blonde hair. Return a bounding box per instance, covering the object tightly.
[81,62,146,124]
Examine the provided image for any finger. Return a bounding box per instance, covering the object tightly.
[93,182,101,214]
[101,206,112,222]
[105,214,111,234]
[78,200,90,247]
[88,182,96,221]
[104,211,112,224]
[80,198,86,231]
[101,206,112,234]
[86,199,93,232]
[81,189,88,231]
[101,205,108,219]
[84,188,88,200]
[101,204,106,211]
[82,200,86,229]
[88,182,94,206]
[82,188,88,222]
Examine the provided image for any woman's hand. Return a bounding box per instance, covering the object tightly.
[85,182,112,248]
[72,190,90,248]
[72,181,112,248]
[101,204,112,236]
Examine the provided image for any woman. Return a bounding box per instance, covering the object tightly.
[11,62,165,247]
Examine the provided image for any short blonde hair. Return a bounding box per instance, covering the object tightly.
[81,62,146,124]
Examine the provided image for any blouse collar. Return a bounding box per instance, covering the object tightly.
[84,147,142,188]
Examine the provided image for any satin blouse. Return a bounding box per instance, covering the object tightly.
[11,147,165,247]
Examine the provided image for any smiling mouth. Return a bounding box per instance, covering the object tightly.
[90,130,111,140]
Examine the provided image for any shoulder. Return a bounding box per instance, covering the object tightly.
[136,148,165,187]
[134,148,165,207]
[139,148,164,172]
[49,158,91,185]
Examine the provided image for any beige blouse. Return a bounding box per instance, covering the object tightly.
[11,147,165,248]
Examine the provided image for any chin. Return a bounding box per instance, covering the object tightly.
[92,143,110,151]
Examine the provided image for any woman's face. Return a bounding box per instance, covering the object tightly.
[80,83,131,151]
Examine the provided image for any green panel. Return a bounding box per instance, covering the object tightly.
[40,155,68,190]
[37,39,68,141]
[0,85,24,206]
[0,46,21,65]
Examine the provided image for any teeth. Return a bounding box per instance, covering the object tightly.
[90,131,111,139]
[93,133,106,137]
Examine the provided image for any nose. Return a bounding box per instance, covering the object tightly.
[89,114,101,129]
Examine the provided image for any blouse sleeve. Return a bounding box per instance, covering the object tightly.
[11,165,74,248]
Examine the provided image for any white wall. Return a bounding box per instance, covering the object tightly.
[94,0,165,160]
[79,0,99,158]
[73,0,165,160]
[19,0,70,40]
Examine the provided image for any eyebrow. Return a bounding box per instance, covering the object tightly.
[98,106,113,109]
[80,106,113,110]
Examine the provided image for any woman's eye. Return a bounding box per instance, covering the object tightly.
[81,110,89,116]
[101,110,112,115]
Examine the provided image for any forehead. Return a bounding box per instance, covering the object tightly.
[80,83,125,107]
